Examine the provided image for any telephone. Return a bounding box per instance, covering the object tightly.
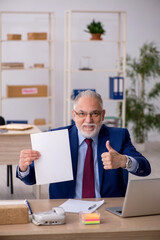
[32,207,66,226]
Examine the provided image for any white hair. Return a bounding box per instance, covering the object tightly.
[73,90,103,110]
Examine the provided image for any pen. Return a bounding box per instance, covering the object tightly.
[25,199,33,215]
[88,204,97,210]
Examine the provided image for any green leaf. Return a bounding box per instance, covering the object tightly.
[119,43,160,143]
[84,19,105,35]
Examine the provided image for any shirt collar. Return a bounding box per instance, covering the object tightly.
[78,130,98,146]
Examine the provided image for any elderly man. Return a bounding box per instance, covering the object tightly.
[16,90,151,199]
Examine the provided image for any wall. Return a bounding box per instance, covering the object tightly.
[0,0,160,141]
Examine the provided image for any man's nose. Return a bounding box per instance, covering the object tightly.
[85,113,93,122]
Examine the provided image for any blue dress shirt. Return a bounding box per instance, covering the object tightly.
[75,131,101,198]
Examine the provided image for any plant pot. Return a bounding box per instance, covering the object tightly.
[90,33,102,40]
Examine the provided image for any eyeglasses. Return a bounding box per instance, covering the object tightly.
[74,110,102,118]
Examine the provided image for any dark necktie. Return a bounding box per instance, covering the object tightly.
[82,138,95,198]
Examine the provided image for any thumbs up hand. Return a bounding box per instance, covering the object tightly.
[101,140,127,170]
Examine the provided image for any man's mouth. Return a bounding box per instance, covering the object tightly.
[82,124,96,131]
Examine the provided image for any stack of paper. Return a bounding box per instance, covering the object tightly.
[0,124,33,131]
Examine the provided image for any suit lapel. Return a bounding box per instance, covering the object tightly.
[97,125,109,189]
[68,125,79,180]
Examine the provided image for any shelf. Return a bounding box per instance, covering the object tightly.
[1,67,54,71]
[67,97,123,103]
[66,10,126,14]
[103,98,124,102]
[67,40,126,44]
[1,11,54,14]
[0,11,55,129]
[66,69,123,73]
[2,96,53,100]
[34,123,53,128]
[64,10,127,127]
[1,40,54,43]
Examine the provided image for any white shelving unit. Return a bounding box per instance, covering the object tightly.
[64,10,127,127]
[0,11,55,129]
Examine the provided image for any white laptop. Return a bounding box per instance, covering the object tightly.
[106,178,160,217]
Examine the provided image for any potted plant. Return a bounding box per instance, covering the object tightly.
[84,19,105,40]
[120,42,160,147]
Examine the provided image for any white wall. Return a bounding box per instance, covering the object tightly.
[0,0,160,141]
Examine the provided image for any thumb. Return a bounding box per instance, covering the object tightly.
[106,140,113,152]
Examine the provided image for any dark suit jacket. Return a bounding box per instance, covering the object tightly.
[16,124,151,199]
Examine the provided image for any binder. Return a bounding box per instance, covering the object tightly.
[109,77,124,99]
[6,120,28,124]
[71,89,96,100]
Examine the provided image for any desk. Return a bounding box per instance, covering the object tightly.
[0,126,41,194]
[0,198,159,240]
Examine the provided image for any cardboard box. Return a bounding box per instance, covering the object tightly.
[7,85,48,98]
[27,32,47,40]
[34,118,46,125]
[7,34,21,40]
[0,204,29,225]
[34,63,45,68]
[2,62,24,69]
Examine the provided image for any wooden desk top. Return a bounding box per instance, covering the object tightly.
[0,125,41,165]
[0,198,160,240]
[0,125,41,136]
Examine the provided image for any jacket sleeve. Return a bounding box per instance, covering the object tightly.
[122,129,151,176]
[16,162,36,185]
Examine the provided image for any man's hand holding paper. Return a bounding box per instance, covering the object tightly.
[19,129,73,185]
[19,149,40,172]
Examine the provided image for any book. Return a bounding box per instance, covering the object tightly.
[71,89,96,100]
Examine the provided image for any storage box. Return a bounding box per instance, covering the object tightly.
[7,34,21,40]
[27,32,47,40]
[7,85,47,98]
[0,204,29,225]
[2,62,24,69]
[34,118,46,125]
[34,63,45,68]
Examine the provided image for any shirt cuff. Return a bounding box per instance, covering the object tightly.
[18,166,30,178]
[125,155,139,172]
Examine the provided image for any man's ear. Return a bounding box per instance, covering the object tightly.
[102,109,105,121]
[72,110,76,121]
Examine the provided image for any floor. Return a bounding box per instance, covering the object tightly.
[0,141,159,200]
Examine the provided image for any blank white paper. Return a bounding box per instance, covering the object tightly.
[31,129,73,185]
[59,199,104,213]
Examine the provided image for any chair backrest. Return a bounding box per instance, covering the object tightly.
[0,116,5,125]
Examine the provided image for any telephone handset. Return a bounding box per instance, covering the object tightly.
[32,207,66,225]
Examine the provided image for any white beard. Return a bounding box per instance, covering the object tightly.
[77,122,102,138]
